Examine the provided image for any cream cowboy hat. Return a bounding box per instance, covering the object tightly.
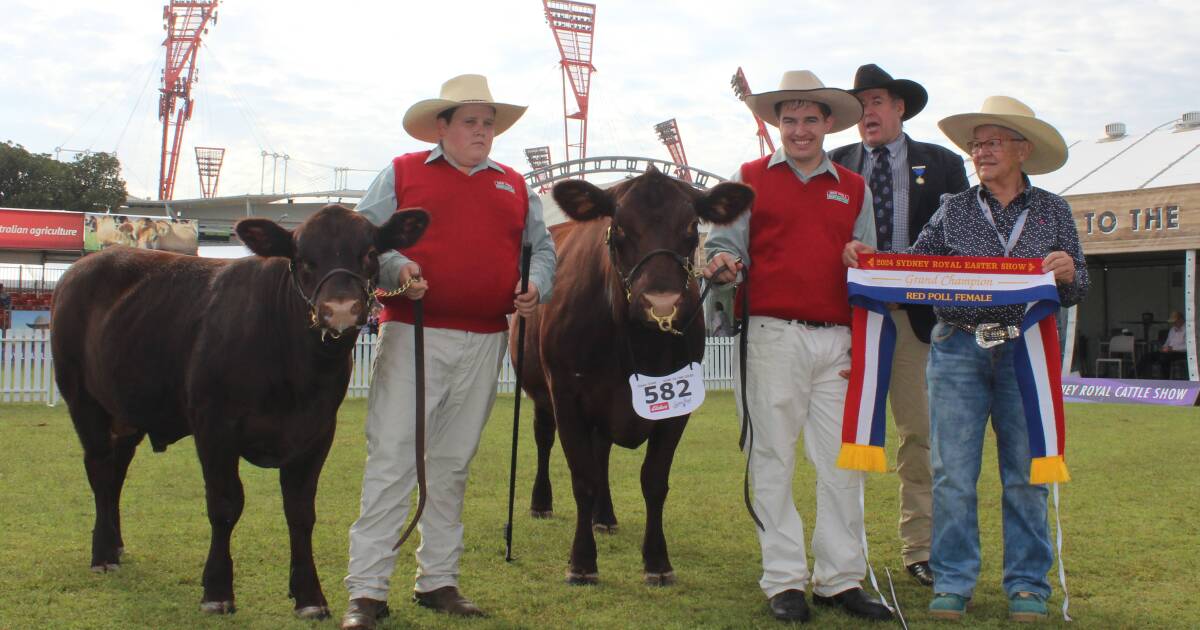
[744,70,863,133]
[938,96,1068,175]
[402,74,528,144]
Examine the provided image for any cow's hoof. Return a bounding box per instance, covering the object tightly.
[530,509,553,519]
[295,605,331,620]
[643,571,676,587]
[592,522,618,534]
[90,562,120,573]
[565,570,599,585]
[200,600,236,615]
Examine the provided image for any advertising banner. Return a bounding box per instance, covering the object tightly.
[84,214,199,255]
[1061,376,1200,406]
[0,208,84,251]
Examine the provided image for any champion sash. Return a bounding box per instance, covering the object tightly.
[839,253,1070,485]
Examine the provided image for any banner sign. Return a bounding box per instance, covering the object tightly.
[842,253,1070,484]
[84,214,199,255]
[0,208,84,251]
[1061,377,1200,406]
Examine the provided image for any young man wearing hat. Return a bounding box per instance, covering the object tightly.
[830,64,969,588]
[846,96,1088,622]
[341,74,556,629]
[704,70,892,623]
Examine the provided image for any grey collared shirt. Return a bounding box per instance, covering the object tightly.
[861,132,911,249]
[356,144,557,301]
[705,148,876,272]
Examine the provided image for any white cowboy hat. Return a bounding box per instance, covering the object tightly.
[402,74,527,144]
[744,70,863,133]
[938,96,1068,175]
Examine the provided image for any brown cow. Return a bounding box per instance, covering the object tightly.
[51,204,428,618]
[513,168,752,585]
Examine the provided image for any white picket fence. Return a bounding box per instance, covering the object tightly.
[3,331,737,405]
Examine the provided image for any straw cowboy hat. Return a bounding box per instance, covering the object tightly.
[849,64,928,121]
[744,70,863,133]
[402,74,527,144]
[26,314,50,329]
[938,96,1068,175]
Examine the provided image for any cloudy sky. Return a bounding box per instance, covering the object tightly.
[2,0,1197,201]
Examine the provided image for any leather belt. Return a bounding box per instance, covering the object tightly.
[948,321,1021,348]
[785,319,844,329]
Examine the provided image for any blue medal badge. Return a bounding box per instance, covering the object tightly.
[912,165,926,185]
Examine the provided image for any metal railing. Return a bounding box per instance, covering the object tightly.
[1,331,737,406]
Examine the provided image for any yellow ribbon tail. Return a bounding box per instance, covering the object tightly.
[1030,455,1071,485]
[837,444,887,473]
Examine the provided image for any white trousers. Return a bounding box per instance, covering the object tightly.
[734,316,867,598]
[344,321,506,600]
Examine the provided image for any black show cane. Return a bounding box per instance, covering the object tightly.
[505,243,533,562]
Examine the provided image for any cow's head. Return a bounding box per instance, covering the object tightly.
[552,167,753,334]
[236,204,429,336]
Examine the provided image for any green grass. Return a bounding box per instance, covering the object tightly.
[1,395,1197,629]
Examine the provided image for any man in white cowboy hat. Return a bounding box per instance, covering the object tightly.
[340,73,556,629]
[704,70,892,623]
[830,63,970,587]
[846,95,1088,622]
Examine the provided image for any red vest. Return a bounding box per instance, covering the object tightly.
[378,151,526,333]
[737,157,865,325]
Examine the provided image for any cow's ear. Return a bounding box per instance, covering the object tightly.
[236,219,294,258]
[377,208,430,251]
[553,180,614,222]
[695,182,755,225]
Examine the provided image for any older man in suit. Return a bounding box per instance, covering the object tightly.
[830,64,969,587]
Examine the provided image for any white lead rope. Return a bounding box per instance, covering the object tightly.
[858,479,892,612]
[1053,482,1072,621]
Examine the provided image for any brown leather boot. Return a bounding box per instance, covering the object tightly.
[340,598,389,630]
[413,586,486,617]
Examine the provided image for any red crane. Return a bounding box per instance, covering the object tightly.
[543,0,596,163]
[158,1,219,200]
[654,118,691,182]
[194,146,225,198]
[731,67,775,157]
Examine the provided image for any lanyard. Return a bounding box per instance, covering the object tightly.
[977,188,1029,257]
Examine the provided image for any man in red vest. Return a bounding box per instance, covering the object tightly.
[341,74,556,630]
[704,70,892,623]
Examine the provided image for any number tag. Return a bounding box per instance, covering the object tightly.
[629,362,706,421]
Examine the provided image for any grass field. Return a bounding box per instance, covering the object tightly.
[1,394,1197,629]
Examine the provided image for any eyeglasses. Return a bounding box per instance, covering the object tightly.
[967,137,1025,154]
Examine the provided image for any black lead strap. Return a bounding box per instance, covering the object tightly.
[736,270,765,531]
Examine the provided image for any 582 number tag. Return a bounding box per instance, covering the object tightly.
[629,362,706,421]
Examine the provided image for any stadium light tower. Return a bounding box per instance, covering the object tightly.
[194,146,225,198]
[654,119,691,182]
[524,146,553,193]
[544,1,596,164]
[731,67,776,157]
[158,0,219,200]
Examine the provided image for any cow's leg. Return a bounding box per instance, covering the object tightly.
[530,403,556,518]
[66,393,126,572]
[110,431,145,557]
[195,434,244,614]
[554,410,600,584]
[590,429,619,533]
[279,437,332,620]
[640,420,686,586]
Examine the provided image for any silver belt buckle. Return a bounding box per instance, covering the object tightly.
[975,323,1019,348]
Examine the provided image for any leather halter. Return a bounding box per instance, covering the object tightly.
[289,263,373,340]
[605,224,706,336]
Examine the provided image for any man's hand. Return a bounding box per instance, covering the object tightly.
[843,240,875,268]
[1043,251,1075,284]
[704,252,743,284]
[514,281,540,318]
[399,262,428,300]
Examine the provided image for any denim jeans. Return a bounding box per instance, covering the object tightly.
[926,322,1052,600]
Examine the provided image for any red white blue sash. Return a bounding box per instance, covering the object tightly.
[839,253,1070,485]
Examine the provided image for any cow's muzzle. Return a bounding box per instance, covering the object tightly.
[290,264,371,340]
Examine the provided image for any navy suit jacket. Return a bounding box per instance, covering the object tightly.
[830,133,970,342]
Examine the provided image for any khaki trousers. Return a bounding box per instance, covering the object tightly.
[889,309,932,564]
[344,321,506,600]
